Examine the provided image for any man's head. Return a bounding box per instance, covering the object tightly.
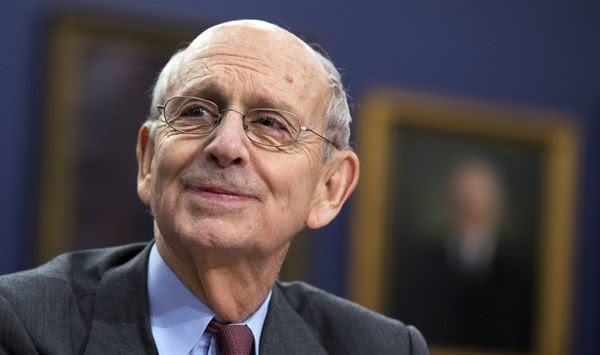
[136,20,359,264]
[446,159,505,236]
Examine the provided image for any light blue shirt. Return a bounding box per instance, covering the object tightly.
[147,244,272,355]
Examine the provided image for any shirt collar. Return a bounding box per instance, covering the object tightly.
[147,243,272,354]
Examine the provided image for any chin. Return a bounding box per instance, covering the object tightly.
[176,219,257,251]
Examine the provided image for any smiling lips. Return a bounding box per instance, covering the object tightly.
[186,184,256,201]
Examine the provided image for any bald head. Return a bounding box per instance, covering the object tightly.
[186,20,327,75]
[190,20,316,58]
[148,19,352,151]
[184,20,329,115]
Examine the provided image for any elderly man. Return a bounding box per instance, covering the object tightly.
[0,20,428,354]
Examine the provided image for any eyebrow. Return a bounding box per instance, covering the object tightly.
[175,76,299,115]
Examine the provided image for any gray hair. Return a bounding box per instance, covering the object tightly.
[146,41,353,155]
[311,48,353,153]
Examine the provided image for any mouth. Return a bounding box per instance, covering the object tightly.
[185,184,257,202]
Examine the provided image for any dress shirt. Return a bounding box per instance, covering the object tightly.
[147,244,272,355]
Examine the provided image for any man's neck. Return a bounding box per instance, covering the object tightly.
[155,235,287,323]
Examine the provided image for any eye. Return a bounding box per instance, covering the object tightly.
[175,100,219,126]
[245,110,298,145]
[246,110,294,132]
[167,99,220,133]
[255,115,285,130]
[181,105,209,118]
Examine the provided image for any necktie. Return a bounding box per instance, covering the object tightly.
[206,319,254,355]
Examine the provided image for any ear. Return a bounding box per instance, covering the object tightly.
[306,150,360,229]
[136,123,155,206]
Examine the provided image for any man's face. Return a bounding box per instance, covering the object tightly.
[449,163,503,233]
[138,22,331,258]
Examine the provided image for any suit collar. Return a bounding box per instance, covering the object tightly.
[82,243,325,354]
[85,242,157,354]
[260,282,327,354]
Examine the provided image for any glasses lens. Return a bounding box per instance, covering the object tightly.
[164,97,220,134]
[244,109,300,146]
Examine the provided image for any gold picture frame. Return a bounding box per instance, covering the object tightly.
[349,89,578,354]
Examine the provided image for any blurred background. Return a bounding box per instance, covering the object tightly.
[1,1,598,354]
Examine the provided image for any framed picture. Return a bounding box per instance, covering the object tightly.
[349,90,578,354]
[36,12,200,263]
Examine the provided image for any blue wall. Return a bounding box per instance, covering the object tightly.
[2,1,599,353]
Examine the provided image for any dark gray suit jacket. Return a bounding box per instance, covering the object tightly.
[0,242,428,354]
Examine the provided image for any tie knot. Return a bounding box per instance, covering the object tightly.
[206,319,254,355]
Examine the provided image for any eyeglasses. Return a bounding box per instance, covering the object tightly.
[156,96,335,148]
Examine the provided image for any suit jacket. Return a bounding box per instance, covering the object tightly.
[0,242,428,354]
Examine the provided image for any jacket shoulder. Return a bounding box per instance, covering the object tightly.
[275,281,429,354]
[0,242,147,299]
[0,242,149,353]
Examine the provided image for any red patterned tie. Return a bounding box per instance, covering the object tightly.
[206,319,254,355]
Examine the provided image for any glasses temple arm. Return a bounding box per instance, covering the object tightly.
[300,126,336,148]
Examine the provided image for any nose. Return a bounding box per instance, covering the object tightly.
[203,109,250,167]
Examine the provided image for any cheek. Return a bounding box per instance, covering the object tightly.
[261,156,321,224]
[149,137,198,212]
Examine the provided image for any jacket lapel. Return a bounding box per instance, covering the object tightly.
[83,244,324,354]
[260,283,327,354]
[84,243,157,354]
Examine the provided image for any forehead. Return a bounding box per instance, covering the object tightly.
[170,23,330,123]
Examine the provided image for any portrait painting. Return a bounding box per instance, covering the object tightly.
[349,90,578,355]
[387,127,541,351]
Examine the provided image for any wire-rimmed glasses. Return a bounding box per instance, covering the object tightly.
[156,96,335,148]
